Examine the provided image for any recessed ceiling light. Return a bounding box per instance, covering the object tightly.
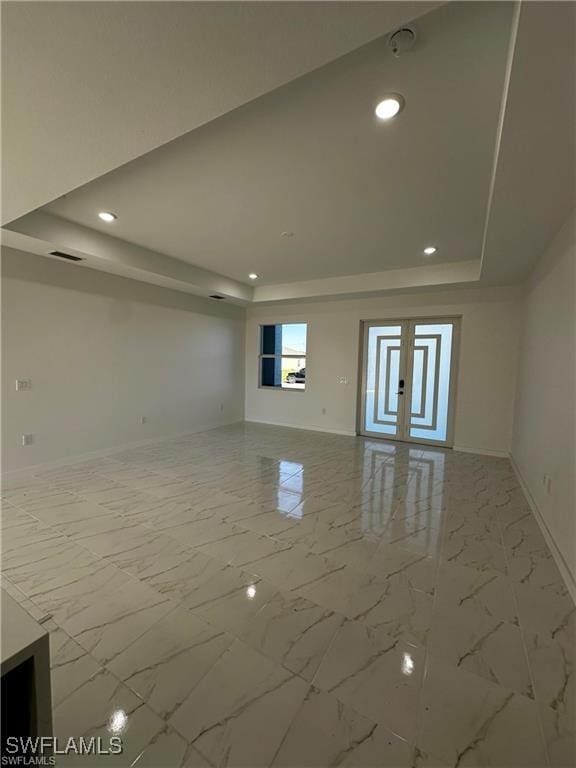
[248,273,259,280]
[98,211,117,223]
[423,246,437,256]
[375,95,404,121]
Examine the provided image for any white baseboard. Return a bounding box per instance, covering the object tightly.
[245,426,512,450]
[6,419,573,606]
[510,454,576,606]
[245,419,357,437]
[2,418,353,482]
[453,444,510,458]
[1,419,244,483]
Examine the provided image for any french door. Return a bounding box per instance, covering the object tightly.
[359,318,460,447]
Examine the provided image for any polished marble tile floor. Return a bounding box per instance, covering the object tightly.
[2,423,574,767]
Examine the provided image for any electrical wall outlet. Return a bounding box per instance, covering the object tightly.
[338,376,349,385]
[140,416,148,424]
[16,379,32,391]
[22,434,34,446]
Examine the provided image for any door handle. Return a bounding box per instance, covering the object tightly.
[397,378,405,394]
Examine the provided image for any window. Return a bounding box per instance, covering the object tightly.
[259,323,307,390]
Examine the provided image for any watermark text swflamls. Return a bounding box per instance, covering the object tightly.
[2,736,123,765]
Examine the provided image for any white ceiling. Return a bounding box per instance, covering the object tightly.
[42,2,514,286]
[3,1,574,304]
[1,0,437,224]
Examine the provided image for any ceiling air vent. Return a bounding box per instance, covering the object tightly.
[50,250,84,262]
[209,294,226,300]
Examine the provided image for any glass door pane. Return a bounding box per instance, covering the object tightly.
[408,322,454,443]
[364,324,405,437]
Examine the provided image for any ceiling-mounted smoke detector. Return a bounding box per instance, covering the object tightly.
[388,26,416,58]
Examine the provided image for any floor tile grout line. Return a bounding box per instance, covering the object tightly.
[411,519,443,754]
[9,524,424,746]
[2,508,331,729]
[496,504,553,768]
[3,428,569,766]
[29,567,259,749]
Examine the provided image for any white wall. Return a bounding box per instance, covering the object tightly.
[511,211,576,592]
[246,286,523,454]
[2,247,245,472]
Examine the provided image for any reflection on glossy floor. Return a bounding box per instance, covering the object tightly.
[2,423,574,767]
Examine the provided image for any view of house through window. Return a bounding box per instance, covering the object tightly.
[260,323,307,390]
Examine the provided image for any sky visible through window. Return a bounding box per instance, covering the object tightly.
[281,323,307,354]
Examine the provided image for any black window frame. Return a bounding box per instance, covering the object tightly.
[258,323,307,391]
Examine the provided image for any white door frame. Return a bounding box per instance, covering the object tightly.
[358,317,461,448]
